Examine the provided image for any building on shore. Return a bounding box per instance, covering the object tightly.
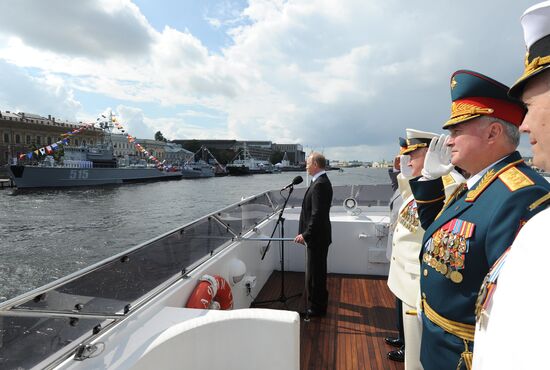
[0,111,103,165]
[173,139,305,165]
[0,111,192,167]
[271,143,305,165]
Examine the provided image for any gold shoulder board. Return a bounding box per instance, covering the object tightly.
[529,192,550,211]
[498,166,534,192]
[442,174,456,187]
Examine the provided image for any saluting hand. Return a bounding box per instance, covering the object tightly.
[421,134,454,180]
[399,155,414,179]
[294,234,305,245]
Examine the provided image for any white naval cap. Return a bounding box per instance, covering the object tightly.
[510,1,550,98]
[521,1,550,48]
[399,129,438,154]
[406,128,438,140]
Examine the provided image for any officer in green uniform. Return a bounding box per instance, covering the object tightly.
[409,70,550,370]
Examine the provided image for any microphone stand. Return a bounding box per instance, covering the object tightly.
[252,185,302,309]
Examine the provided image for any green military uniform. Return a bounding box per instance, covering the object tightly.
[410,70,550,370]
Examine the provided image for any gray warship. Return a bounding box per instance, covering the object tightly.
[9,132,182,189]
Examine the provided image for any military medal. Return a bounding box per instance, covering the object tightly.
[450,270,463,283]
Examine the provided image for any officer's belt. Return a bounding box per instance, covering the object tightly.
[423,299,475,341]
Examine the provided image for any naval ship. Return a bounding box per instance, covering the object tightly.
[8,141,182,189]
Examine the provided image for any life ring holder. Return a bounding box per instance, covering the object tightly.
[185,274,233,310]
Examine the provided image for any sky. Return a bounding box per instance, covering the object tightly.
[0,0,540,161]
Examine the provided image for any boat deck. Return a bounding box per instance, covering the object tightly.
[253,271,404,370]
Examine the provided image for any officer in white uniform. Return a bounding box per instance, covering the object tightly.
[387,128,464,370]
[472,2,550,369]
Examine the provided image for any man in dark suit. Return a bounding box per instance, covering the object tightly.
[295,152,333,317]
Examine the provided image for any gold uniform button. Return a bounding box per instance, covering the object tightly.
[423,269,428,276]
[422,292,426,299]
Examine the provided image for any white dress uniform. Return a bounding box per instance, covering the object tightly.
[472,205,550,370]
[472,2,550,368]
[388,169,464,370]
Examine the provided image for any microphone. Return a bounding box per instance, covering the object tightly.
[281,175,303,191]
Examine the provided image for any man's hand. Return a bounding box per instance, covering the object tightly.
[399,155,413,179]
[393,155,401,171]
[421,134,454,180]
[294,234,305,245]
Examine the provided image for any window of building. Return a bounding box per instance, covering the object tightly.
[15,134,20,144]
[3,133,9,143]
[82,140,86,146]
[36,136,41,145]
[26,135,31,144]
[75,139,79,146]
[47,137,52,145]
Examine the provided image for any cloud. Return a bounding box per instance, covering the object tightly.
[0,60,81,120]
[114,105,229,141]
[0,0,154,59]
[0,0,539,160]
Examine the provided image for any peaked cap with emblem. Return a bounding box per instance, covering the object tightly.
[509,1,550,98]
[399,128,438,154]
[443,70,526,129]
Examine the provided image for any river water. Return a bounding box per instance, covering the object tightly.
[0,167,390,301]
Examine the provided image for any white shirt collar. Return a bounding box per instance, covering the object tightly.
[311,170,326,182]
[466,156,507,190]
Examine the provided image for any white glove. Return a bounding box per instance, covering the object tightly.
[421,134,454,180]
[399,155,413,179]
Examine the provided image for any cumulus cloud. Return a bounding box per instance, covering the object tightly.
[0,0,154,59]
[0,0,538,160]
[0,60,81,120]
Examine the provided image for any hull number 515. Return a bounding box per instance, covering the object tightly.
[70,170,89,180]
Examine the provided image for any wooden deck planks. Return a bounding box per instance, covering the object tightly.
[252,271,405,370]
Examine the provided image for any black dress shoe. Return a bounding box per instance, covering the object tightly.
[384,336,404,348]
[301,308,327,317]
[387,347,405,362]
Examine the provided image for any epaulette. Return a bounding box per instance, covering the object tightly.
[498,166,534,192]
[529,192,550,211]
[442,174,456,187]
[466,159,527,202]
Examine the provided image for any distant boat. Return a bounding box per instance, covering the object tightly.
[9,145,182,189]
[186,145,228,177]
[226,145,271,176]
[9,125,182,189]
[275,152,305,172]
[181,160,215,179]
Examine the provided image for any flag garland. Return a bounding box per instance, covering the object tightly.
[17,114,169,171]
[18,123,94,160]
[111,116,166,169]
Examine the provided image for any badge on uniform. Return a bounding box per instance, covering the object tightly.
[423,219,475,283]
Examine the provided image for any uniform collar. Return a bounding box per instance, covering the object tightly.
[311,170,326,182]
[466,156,508,190]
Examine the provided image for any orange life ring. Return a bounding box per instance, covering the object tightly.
[185,274,233,310]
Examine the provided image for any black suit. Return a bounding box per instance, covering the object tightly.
[299,172,333,312]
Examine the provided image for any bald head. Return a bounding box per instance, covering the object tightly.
[307,152,326,176]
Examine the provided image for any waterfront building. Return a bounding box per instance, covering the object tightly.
[165,142,194,165]
[173,139,305,165]
[271,143,305,165]
[111,133,137,158]
[0,111,103,165]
